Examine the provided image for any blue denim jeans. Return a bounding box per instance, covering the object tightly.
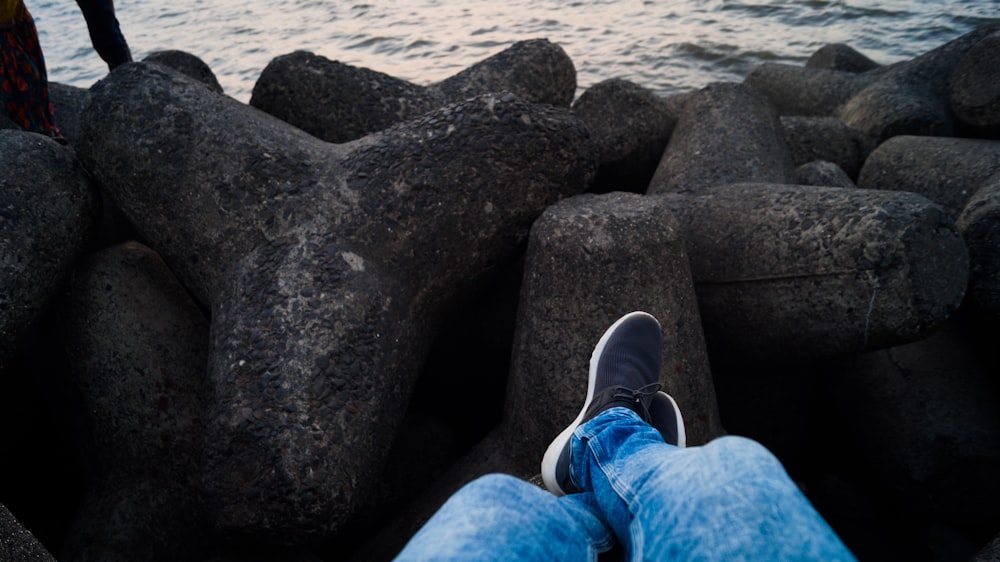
[395,408,856,561]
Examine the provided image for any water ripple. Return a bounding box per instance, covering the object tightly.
[28,0,1000,102]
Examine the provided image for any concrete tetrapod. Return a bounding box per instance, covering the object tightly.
[859,135,1000,314]
[805,43,880,73]
[838,24,1000,156]
[744,63,881,117]
[59,242,210,562]
[858,135,1000,218]
[0,504,55,562]
[657,183,969,362]
[343,191,726,562]
[745,24,1000,155]
[75,62,597,543]
[779,115,862,180]
[504,192,725,450]
[958,179,1000,314]
[250,38,576,143]
[949,29,1000,136]
[648,82,794,194]
[0,131,99,371]
[570,78,689,193]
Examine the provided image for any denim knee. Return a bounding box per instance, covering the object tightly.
[708,435,785,473]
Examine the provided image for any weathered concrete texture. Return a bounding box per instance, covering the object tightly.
[648,82,794,194]
[251,50,428,143]
[427,38,576,107]
[949,30,1000,136]
[48,81,141,248]
[571,78,688,193]
[49,82,90,146]
[58,242,210,562]
[0,504,56,562]
[658,183,969,362]
[793,160,855,188]
[80,66,336,307]
[858,136,1000,217]
[839,25,1000,155]
[857,135,1000,315]
[958,178,1000,314]
[780,115,863,179]
[75,62,597,542]
[743,63,879,116]
[250,39,576,143]
[348,191,727,562]
[820,318,1000,529]
[974,533,1000,561]
[144,49,224,94]
[806,43,881,73]
[0,131,99,371]
[505,192,724,454]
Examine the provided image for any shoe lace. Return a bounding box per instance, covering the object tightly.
[606,382,662,420]
[607,382,661,402]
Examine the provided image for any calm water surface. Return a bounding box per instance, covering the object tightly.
[28,0,1000,103]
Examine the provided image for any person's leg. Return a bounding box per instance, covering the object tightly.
[393,473,614,561]
[542,311,854,560]
[74,0,131,69]
[574,408,857,561]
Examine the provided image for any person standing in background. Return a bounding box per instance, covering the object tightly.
[75,0,130,70]
[0,0,62,139]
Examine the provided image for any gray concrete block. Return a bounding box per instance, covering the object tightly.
[504,192,724,453]
[793,160,856,188]
[250,39,576,143]
[75,61,597,542]
[949,30,1000,136]
[144,50,224,93]
[858,135,1000,217]
[58,242,209,562]
[648,82,794,194]
[839,25,999,156]
[780,115,862,179]
[571,78,688,193]
[0,131,99,370]
[958,178,1000,314]
[658,183,968,361]
[744,63,879,116]
[0,504,55,562]
[806,43,880,73]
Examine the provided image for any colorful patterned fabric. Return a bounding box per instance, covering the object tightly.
[0,1,62,139]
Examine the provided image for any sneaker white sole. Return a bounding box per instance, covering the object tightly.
[650,390,687,448]
[540,311,658,496]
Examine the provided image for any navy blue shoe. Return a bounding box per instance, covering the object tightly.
[541,311,686,496]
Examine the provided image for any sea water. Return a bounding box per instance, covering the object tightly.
[27,0,1000,103]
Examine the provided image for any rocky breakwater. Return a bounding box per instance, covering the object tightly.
[701,24,999,559]
[73,55,596,549]
[0,24,998,562]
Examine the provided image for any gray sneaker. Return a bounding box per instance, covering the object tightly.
[541,311,686,496]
